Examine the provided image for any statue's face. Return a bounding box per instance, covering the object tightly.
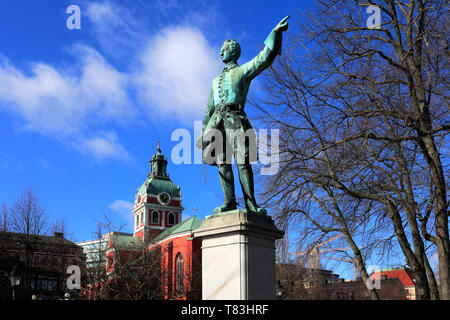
[220,42,232,63]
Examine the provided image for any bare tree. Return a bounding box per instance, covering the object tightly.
[9,187,49,236]
[0,202,8,232]
[51,216,75,242]
[82,220,110,300]
[82,213,124,300]
[103,236,165,300]
[253,0,449,299]
[4,187,51,298]
[82,214,168,300]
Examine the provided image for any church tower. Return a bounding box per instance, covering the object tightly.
[133,143,183,242]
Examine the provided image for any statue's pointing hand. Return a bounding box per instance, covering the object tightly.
[274,15,289,32]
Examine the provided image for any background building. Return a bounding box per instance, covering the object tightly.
[0,231,85,300]
[370,266,416,300]
[276,263,409,300]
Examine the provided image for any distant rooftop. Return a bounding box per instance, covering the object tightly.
[370,266,415,287]
[153,216,203,243]
[0,231,79,248]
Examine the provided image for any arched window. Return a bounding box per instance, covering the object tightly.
[152,210,159,224]
[175,253,184,297]
[168,212,175,225]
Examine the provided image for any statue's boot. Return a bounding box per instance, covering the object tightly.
[214,164,237,213]
[237,164,267,215]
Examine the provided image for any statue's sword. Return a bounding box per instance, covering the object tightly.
[202,131,207,184]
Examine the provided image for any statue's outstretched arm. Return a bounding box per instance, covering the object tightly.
[239,16,289,80]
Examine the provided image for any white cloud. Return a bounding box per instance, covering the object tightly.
[0,45,132,160]
[0,46,132,136]
[86,1,144,56]
[136,26,221,123]
[0,56,77,135]
[87,1,121,27]
[109,200,134,217]
[76,46,133,120]
[76,131,130,161]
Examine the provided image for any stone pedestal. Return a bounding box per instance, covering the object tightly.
[193,210,284,300]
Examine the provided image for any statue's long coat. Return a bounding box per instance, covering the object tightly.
[201,29,282,166]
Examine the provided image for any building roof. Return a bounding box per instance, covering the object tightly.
[370,267,415,287]
[153,216,203,243]
[109,233,143,249]
[0,231,80,248]
[137,176,181,198]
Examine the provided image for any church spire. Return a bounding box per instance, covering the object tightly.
[150,142,168,178]
[134,141,183,242]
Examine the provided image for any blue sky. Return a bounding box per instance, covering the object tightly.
[0,0,309,243]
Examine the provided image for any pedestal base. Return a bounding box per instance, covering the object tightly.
[193,209,284,300]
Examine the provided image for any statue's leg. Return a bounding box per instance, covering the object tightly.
[214,163,237,213]
[237,164,267,215]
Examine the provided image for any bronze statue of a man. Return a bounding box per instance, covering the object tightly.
[198,16,289,215]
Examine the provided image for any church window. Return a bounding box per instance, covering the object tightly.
[168,212,175,225]
[175,253,184,297]
[152,211,160,224]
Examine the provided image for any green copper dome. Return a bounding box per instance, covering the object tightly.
[137,177,181,198]
[136,144,181,199]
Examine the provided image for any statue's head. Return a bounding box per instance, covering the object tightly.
[221,39,241,63]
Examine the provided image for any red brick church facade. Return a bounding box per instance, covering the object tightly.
[97,145,203,300]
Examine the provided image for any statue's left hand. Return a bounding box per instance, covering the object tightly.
[274,15,289,32]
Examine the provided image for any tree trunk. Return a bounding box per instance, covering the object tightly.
[387,200,430,299]
[423,251,440,300]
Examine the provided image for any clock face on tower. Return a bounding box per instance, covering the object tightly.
[158,192,170,205]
